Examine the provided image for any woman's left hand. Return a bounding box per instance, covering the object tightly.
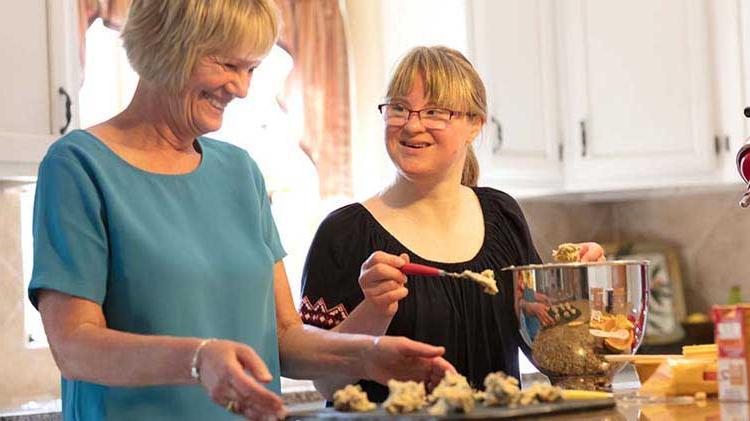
[197,340,285,419]
[577,242,606,262]
[362,336,455,390]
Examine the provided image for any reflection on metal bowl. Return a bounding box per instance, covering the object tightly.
[502,260,649,391]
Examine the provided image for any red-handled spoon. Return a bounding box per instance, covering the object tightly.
[401,263,446,277]
[400,263,499,295]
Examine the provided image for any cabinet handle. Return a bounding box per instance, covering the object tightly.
[744,107,750,118]
[714,136,721,155]
[580,120,587,157]
[725,136,731,152]
[490,116,503,155]
[58,87,72,135]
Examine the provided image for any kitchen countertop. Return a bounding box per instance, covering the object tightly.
[279,368,743,421]
[0,400,61,421]
[285,368,733,421]
[0,391,325,421]
[527,394,746,421]
[5,394,741,421]
[288,394,749,421]
[1,368,741,421]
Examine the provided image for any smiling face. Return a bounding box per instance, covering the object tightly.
[173,49,262,136]
[384,74,481,183]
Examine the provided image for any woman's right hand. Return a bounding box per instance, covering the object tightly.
[197,339,286,420]
[362,336,455,389]
[523,302,554,326]
[359,251,410,317]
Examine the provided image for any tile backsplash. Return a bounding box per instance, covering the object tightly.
[0,184,59,409]
[608,190,750,312]
[1,182,749,406]
[520,188,750,314]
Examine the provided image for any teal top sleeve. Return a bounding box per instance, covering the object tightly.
[30,153,110,307]
[248,156,285,262]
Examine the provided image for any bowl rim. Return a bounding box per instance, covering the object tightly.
[501,259,650,271]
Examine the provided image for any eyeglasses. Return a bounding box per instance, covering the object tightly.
[377,103,470,130]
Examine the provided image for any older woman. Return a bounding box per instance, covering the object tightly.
[300,46,605,401]
[29,2,452,420]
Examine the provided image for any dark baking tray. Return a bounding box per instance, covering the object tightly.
[286,398,615,420]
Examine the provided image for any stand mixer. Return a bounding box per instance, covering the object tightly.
[740,108,750,207]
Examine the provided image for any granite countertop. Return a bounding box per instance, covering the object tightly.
[2,367,733,421]
[0,390,325,421]
[287,395,746,421]
[0,370,633,420]
[7,394,748,421]
[0,399,61,421]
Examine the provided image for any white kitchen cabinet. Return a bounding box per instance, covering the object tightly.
[712,0,748,184]
[558,0,719,191]
[0,1,80,180]
[469,0,563,196]
[729,0,750,183]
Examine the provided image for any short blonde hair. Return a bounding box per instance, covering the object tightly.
[385,46,487,186]
[122,0,280,93]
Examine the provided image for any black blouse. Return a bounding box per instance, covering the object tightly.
[299,187,542,402]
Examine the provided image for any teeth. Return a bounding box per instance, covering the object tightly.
[204,92,226,110]
[208,98,225,109]
[400,141,430,148]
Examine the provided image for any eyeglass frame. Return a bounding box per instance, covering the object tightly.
[377,103,475,129]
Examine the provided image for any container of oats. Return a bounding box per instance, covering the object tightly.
[713,304,750,401]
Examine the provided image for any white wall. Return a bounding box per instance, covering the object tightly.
[344,0,470,200]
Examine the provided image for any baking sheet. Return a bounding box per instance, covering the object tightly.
[286,398,615,420]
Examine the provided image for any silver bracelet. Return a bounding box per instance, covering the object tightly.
[190,338,216,381]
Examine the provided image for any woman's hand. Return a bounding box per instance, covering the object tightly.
[577,242,606,262]
[359,251,410,317]
[197,339,286,420]
[362,336,455,389]
[523,302,554,326]
[533,292,552,306]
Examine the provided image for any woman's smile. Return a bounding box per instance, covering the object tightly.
[399,139,433,149]
[201,91,229,112]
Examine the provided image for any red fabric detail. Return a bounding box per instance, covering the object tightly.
[299,296,349,329]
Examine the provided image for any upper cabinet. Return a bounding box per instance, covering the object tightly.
[470,0,750,196]
[558,0,718,191]
[0,1,80,180]
[469,0,564,196]
[718,0,750,181]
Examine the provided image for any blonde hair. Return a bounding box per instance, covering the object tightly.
[386,46,487,186]
[122,0,280,93]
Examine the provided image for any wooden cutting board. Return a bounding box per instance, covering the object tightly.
[286,398,615,420]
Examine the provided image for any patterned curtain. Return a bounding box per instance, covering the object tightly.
[77,0,131,70]
[276,0,352,198]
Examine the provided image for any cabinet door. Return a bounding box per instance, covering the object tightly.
[713,0,747,183]
[559,0,717,191]
[470,0,563,196]
[0,1,79,179]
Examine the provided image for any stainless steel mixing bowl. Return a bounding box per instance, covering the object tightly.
[502,260,649,390]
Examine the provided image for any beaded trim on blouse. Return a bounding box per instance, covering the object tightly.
[299,296,349,328]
